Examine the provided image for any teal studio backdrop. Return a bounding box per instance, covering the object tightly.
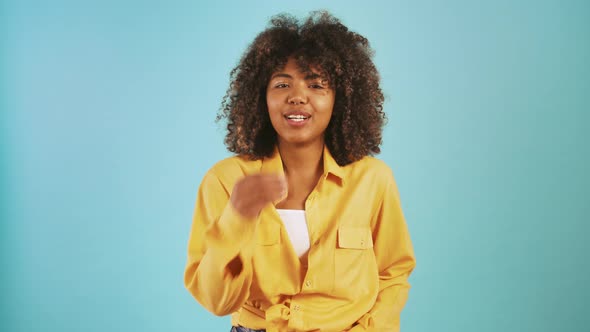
[1,0,588,331]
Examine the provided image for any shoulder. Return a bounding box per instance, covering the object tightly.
[205,154,262,185]
[345,155,395,180]
[193,155,255,198]
[196,154,260,194]
[341,155,398,196]
[200,155,261,192]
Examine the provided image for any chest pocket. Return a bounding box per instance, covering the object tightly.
[338,226,373,249]
[334,226,377,294]
[256,222,280,245]
[253,222,281,295]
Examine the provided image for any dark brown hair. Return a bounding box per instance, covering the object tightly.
[217,11,386,166]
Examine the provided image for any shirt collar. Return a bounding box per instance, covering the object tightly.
[260,145,344,186]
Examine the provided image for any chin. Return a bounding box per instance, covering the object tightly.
[280,137,322,147]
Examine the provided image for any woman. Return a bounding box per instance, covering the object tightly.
[184,11,416,332]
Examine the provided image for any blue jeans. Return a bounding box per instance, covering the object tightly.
[230,326,266,332]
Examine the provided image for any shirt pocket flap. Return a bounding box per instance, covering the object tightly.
[257,222,281,246]
[338,226,373,249]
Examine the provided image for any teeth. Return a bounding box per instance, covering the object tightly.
[286,115,308,119]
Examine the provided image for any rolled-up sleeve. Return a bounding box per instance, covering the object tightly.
[184,171,258,316]
[352,168,416,331]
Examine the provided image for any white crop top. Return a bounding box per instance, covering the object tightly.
[276,209,310,258]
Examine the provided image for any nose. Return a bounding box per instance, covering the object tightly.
[287,85,307,105]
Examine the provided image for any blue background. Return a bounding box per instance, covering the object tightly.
[1,0,589,331]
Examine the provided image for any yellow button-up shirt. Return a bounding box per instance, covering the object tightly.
[184,146,416,332]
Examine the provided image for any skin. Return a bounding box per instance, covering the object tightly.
[230,57,335,216]
[266,57,335,150]
[227,57,349,331]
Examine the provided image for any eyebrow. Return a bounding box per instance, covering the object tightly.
[270,72,327,81]
[305,73,323,80]
[270,73,292,80]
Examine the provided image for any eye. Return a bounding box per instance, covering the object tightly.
[309,79,329,89]
[274,83,289,88]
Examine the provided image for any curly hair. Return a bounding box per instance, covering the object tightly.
[216,11,386,166]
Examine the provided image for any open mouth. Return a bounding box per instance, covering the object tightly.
[284,114,311,122]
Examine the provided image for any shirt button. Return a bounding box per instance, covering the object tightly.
[305,280,312,287]
[293,305,300,311]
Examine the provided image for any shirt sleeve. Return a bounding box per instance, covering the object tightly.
[184,170,258,316]
[352,167,416,331]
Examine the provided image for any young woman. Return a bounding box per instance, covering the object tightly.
[184,11,416,332]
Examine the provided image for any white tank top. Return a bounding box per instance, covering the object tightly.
[276,209,310,258]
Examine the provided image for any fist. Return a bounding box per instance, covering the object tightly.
[230,173,287,218]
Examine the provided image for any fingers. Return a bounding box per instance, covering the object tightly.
[275,175,288,203]
[231,173,288,218]
[256,174,287,203]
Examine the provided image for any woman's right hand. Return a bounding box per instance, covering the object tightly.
[230,174,287,219]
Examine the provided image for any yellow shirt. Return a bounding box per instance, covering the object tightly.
[184,145,416,332]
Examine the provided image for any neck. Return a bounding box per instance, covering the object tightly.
[277,139,324,178]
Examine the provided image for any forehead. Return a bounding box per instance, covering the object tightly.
[272,57,325,77]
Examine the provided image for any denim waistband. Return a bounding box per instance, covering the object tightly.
[230,326,266,332]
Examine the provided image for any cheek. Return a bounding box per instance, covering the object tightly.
[315,92,335,112]
[266,97,278,119]
[315,98,335,118]
[266,101,285,130]
[266,94,282,113]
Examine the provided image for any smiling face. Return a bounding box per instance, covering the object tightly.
[266,57,335,148]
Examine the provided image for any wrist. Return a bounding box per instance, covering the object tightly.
[230,201,260,219]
